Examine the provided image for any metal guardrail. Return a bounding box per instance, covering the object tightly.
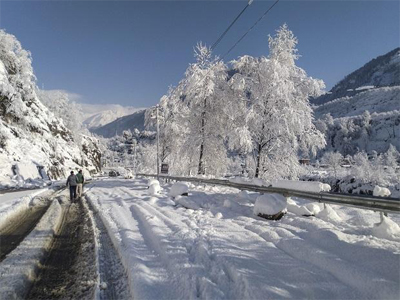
[137,174,400,214]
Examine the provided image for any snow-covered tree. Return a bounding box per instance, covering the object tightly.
[37,89,85,143]
[230,24,325,180]
[174,43,230,176]
[321,151,343,180]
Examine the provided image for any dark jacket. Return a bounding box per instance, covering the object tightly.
[66,174,78,187]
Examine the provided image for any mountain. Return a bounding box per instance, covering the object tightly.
[0,30,100,186]
[91,109,147,138]
[312,48,400,105]
[79,104,141,129]
[313,48,400,156]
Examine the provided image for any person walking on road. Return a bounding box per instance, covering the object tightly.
[66,171,78,202]
[76,169,85,198]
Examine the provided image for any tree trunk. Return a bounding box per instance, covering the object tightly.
[198,99,207,175]
[255,143,262,178]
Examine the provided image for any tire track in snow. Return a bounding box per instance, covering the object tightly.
[26,201,97,299]
[91,195,179,300]
[131,201,250,299]
[86,198,131,300]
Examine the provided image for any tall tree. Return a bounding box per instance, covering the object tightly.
[176,43,230,176]
[231,24,325,180]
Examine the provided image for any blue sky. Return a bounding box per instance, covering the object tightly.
[0,1,399,107]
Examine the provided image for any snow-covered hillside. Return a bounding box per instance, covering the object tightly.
[314,50,400,156]
[80,104,141,129]
[0,30,100,187]
[313,47,400,105]
[91,109,146,138]
[314,86,400,119]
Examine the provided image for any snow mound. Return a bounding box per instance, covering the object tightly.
[174,196,201,210]
[317,205,342,222]
[169,183,189,197]
[272,180,331,193]
[371,215,400,241]
[305,203,322,215]
[373,185,391,197]
[147,179,160,187]
[254,193,287,216]
[287,198,313,216]
[148,183,161,195]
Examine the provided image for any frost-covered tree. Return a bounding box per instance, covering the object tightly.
[321,151,343,180]
[174,43,230,176]
[38,89,85,143]
[145,86,184,173]
[230,24,325,180]
[383,144,399,169]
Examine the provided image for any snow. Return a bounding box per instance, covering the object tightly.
[169,182,189,197]
[373,185,391,197]
[317,204,342,223]
[287,197,313,216]
[253,193,287,216]
[15,163,41,180]
[371,215,400,241]
[146,178,157,186]
[85,178,400,299]
[0,199,63,299]
[272,180,331,193]
[148,183,161,195]
[0,188,49,229]
[355,85,375,91]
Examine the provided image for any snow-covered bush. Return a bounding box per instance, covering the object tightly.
[373,186,391,197]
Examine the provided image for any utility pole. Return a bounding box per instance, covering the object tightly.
[156,104,160,181]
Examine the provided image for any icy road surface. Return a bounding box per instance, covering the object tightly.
[85,178,400,300]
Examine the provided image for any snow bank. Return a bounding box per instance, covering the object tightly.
[317,204,342,222]
[272,180,331,193]
[253,193,287,216]
[0,199,63,299]
[371,215,400,241]
[373,186,391,197]
[0,188,49,230]
[169,183,189,198]
[286,198,313,216]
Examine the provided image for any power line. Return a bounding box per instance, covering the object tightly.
[210,0,254,51]
[183,0,282,89]
[221,0,281,60]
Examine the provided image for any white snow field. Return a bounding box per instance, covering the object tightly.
[85,178,400,300]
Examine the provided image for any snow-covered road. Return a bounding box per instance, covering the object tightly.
[85,178,400,300]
